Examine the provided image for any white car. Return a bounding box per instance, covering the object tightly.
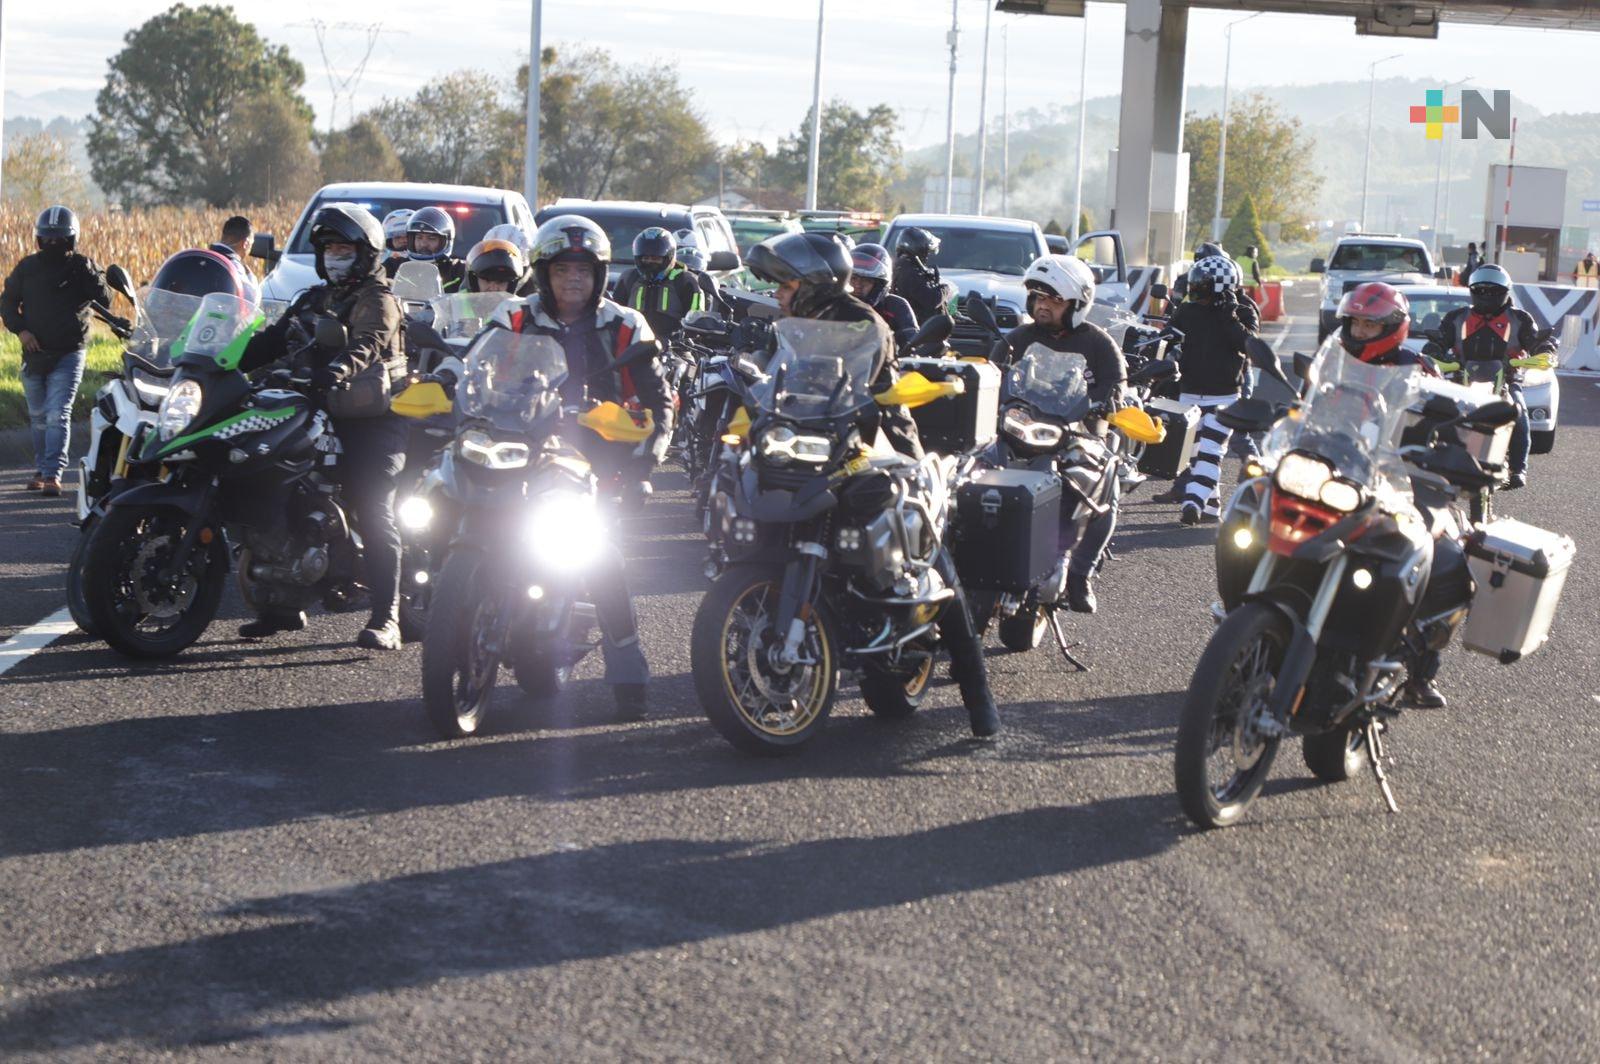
[1312,234,1441,342]
[252,181,538,318]
[1394,282,1559,454]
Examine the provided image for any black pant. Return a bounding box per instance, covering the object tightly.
[336,413,407,625]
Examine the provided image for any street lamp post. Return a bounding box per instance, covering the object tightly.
[976,0,994,215]
[943,0,960,213]
[522,0,542,208]
[1359,53,1403,231]
[1001,24,1010,216]
[1212,12,1262,244]
[805,0,826,211]
[1070,9,1088,245]
[1431,77,1471,258]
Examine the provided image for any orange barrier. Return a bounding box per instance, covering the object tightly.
[1260,281,1284,322]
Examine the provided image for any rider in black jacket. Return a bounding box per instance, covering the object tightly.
[890,227,947,323]
[849,243,918,348]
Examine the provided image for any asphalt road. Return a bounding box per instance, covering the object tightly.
[3,285,1598,1061]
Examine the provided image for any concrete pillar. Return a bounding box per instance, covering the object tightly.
[1112,0,1188,266]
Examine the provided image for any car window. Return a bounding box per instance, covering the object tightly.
[1329,243,1428,273]
[287,197,505,256]
[534,207,693,265]
[1404,293,1469,332]
[696,218,732,256]
[888,225,1038,275]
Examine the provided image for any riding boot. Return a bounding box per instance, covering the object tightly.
[239,610,306,639]
[358,517,403,651]
[936,553,999,737]
[591,544,650,717]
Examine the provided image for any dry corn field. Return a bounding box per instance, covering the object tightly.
[0,202,304,287]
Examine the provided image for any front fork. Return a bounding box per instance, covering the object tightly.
[773,547,824,666]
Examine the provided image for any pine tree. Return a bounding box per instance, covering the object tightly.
[1223,194,1273,271]
[1043,217,1063,236]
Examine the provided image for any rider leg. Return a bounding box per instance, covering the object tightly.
[338,414,408,648]
[1507,382,1531,485]
[589,541,651,716]
[1180,392,1238,522]
[1067,477,1119,614]
[935,550,1000,737]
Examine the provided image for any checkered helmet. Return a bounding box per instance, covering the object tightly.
[1187,254,1238,297]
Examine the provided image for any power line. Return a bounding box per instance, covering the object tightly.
[289,20,404,134]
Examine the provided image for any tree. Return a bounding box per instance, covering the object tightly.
[768,100,903,212]
[220,93,321,205]
[87,3,312,206]
[1078,209,1094,236]
[3,133,87,211]
[320,117,404,184]
[1223,194,1273,269]
[368,70,520,188]
[1183,93,1321,248]
[1043,218,1063,236]
[721,140,774,206]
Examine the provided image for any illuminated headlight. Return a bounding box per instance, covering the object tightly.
[1317,479,1364,513]
[836,527,863,551]
[1002,406,1064,448]
[1351,568,1374,590]
[157,378,203,440]
[1231,527,1254,550]
[458,428,529,469]
[758,424,831,465]
[525,492,606,569]
[732,517,757,544]
[1274,452,1333,500]
[398,495,434,531]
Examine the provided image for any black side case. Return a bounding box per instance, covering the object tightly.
[953,468,1062,591]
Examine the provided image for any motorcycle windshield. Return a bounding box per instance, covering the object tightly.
[1007,342,1091,423]
[431,292,512,340]
[392,260,444,302]
[753,318,879,421]
[1265,338,1421,498]
[130,288,205,366]
[169,292,263,373]
[459,327,569,427]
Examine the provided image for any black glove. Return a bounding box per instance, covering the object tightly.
[313,359,350,392]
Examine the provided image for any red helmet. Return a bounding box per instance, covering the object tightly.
[1337,282,1410,363]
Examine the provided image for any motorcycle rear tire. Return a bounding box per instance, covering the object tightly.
[1302,726,1369,783]
[860,657,934,720]
[998,605,1048,652]
[81,504,228,659]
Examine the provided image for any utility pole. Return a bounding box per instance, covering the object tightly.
[806,0,826,211]
[1001,24,1009,217]
[1213,12,1261,243]
[1499,117,1518,263]
[1360,54,1402,231]
[975,0,993,215]
[523,0,542,207]
[291,19,396,136]
[1071,9,1088,244]
[943,0,960,213]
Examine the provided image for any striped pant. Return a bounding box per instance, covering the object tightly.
[1180,392,1240,517]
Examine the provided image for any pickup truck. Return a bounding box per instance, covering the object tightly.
[1310,234,1444,341]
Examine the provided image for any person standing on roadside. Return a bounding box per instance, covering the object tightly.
[1,206,111,497]
[1462,242,1483,284]
[210,214,259,304]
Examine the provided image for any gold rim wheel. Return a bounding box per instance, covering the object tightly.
[718,580,832,738]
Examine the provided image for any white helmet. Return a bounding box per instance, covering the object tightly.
[1023,254,1097,328]
[483,222,532,256]
[382,209,414,256]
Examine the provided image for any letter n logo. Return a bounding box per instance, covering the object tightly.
[1461,90,1511,140]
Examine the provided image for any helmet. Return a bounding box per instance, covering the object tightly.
[1194,241,1227,262]
[633,227,677,281]
[849,243,894,303]
[833,231,857,251]
[1467,263,1513,314]
[895,227,940,261]
[1187,255,1238,299]
[1337,282,1411,363]
[1022,254,1097,328]
[406,206,457,262]
[466,238,526,293]
[746,231,851,318]
[308,202,385,283]
[672,228,707,272]
[482,222,532,257]
[531,214,611,314]
[150,248,249,300]
[381,209,413,255]
[35,205,79,250]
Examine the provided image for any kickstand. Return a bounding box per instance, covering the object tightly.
[1044,607,1090,673]
[1365,720,1399,814]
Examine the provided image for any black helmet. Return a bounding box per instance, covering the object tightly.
[308,202,384,284]
[1467,263,1513,315]
[35,205,79,250]
[531,214,611,314]
[466,238,526,292]
[746,231,851,318]
[895,227,940,262]
[1194,241,1227,262]
[849,243,893,303]
[150,248,249,299]
[632,227,677,282]
[407,206,457,262]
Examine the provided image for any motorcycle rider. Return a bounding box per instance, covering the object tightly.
[401,206,468,292]
[997,254,1126,613]
[671,228,729,316]
[891,227,947,323]
[1436,263,1551,490]
[744,229,1001,738]
[237,204,410,650]
[487,214,672,717]
[381,209,413,271]
[612,227,704,341]
[464,238,526,294]
[480,222,538,296]
[849,242,919,347]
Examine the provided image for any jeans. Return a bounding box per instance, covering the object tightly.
[21,349,85,479]
[1508,383,1531,476]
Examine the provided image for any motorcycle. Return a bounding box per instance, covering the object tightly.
[692,318,972,755]
[78,292,357,658]
[1174,343,1522,828]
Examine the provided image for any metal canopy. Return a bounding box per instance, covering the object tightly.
[1165,2,1600,31]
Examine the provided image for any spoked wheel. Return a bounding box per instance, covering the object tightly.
[1303,725,1370,782]
[997,603,1048,652]
[1174,603,1290,829]
[81,504,228,658]
[420,549,506,738]
[691,565,839,755]
[860,655,935,720]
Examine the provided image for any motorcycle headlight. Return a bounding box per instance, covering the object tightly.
[525,492,607,570]
[458,428,529,469]
[758,424,831,465]
[157,378,203,440]
[1002,406,1064,448]
[1317,478,1365,513]
[1273,452,1332,500]
[398,495,434,532]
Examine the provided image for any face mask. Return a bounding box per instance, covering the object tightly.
[324,252,359,282]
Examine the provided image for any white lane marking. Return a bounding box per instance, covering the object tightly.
[0,608,76,678]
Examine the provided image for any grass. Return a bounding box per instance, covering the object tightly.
[0,328,128,431]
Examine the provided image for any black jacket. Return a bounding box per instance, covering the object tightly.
[612,266,705,342]
[891,256,945,323]
[1438,305,1554,374]
[1001,319,1127,406]
[1,250,111,366]
[1165,298,1253,397]
[872,292,919,348]
[241,272,406,385]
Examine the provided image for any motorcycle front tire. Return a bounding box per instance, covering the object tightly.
[66,519,97,636]
[81,503,228,659]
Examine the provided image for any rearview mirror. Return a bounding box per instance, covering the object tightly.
[314,317,348,352]
[1214,397,1283,434]
[1292,351,1316,382]
[962,294,1001,337]
[1149,282,1169,302]
[250,233,280,264]
[683,310,728,337]
[906,312,953,352]
[1309,258,1326,274]
[105,264,135,302]
[707,250,740,273]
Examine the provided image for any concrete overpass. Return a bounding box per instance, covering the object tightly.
[997,1,1600,266]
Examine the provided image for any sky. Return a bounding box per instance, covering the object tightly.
[7,0,1600,147]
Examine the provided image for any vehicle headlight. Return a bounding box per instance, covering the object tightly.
[525,492,607,570]
[1274,452,1333,500]
[758,424,831,465]
[157,378,203,440]
[1002,405,1064,448]
[398,495,434,531]
[458,428,529,469]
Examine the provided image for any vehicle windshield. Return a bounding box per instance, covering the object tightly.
[1265,338,1422,497]
[392,260,444,303]
[131,288,205,365]
[430,292,513,340]
[288,198,505,256]
[753,318,880,421]
[458,328,568,426]
[535,208,693,266]
[893,226,1039,276]
[1006,343,1091,423]
[1329,243,1429,273]
[730,219,800,255]
[1405,292,1468,334]
[170,292,262,370]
